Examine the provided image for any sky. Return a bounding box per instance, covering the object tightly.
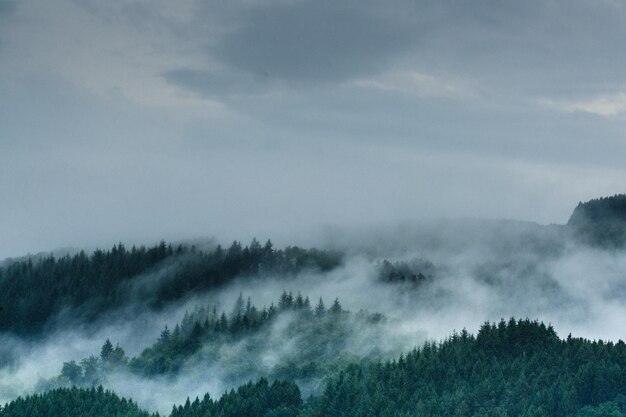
[1,0,626,259]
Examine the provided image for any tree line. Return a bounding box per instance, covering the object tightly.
[50,291,384,389]
[4,319,625,417]
[0,240,342,336]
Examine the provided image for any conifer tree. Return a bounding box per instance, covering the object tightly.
[315,297,325,317]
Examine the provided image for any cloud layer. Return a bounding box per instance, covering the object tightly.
[1,0,626,258]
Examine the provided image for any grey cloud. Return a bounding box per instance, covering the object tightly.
[160,0,626,100]
[0,0,17,45]
[210,0,416,83]
[3,0,626,261]
[420,0,626,92]
[163,68,269,98]
[0,0,16,15]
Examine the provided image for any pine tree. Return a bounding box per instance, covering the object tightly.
[315,297,325,317]
[329,298,342,314]
[232,293,244,319]
[100,339,114,362]
[159,326,171,342]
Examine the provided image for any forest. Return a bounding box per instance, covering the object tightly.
[2,320,625,417]
[5,0,626,413]
[0,240,342,336]
[44,292,386,390]
[1,196,626,417]
[568,194,626,247]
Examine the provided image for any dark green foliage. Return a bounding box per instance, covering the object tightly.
[59,293,386,387]
[0,386,154,417]
[0,242,174,335]
[377,258,434,284]
[304,319,626,417]
[575,396,626,416]
[568,194,626,247]
[0,381,302,417]
[0,240,342,336]
[170,379,302,417]
[6,321,626,417]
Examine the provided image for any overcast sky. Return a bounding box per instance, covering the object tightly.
[1,0,626,259]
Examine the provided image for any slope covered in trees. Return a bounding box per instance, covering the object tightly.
[51,292,386,391]
[169,379,302,417]
[0,380,303,417]
[305,319,626,417]
[568,194,626,247]
[0,386,153,417]
[0,240,342,336]
[6,320,626,417]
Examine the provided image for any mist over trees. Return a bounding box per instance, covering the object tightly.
[1,196,626,416]
[3,321,625,417]
[308,319,626,417]
[49,292,385,391]
[568,194,626,248]
[0,240,342,336]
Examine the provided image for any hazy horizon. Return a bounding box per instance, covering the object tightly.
[2,1,626,260]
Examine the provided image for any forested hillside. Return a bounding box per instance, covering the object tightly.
[49,292,386,391]
[306,319,626,417]
[568,194,626,247]
[0,386,153,417]
[3,196,626,417]
[0,240,342,336]
[4,320,625,417]
[0,381,302,417]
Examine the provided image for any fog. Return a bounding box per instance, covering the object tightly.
[1,220,625,413]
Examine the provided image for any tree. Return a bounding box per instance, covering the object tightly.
[159,326,171,342]
[315,298,325,317]
[101,339,114,362]
[329,298,342,314]
[232,293,244,319]
[110,344,128,367]
[278,291,294,310]
[61,360,82,384]
[80,356,100,385]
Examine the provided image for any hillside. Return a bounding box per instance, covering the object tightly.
[306,319,626,417]
[0,240,342,337]
[4,321,626,417]
[0,386,153,417]
[46,292,387,394]
[568,194,626,247]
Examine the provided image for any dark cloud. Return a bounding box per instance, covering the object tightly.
[162,0,626,98]
[210,0,415,83]
[0,0,16,15]
[0,0,17,45]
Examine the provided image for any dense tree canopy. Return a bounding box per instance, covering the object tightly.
[568,194,626,247]
[51,292,385,388]
[0,240,342,336]
[4,320,626,417]
[304,319,626,417]
[170,379,302,417]
[0,386,153,417]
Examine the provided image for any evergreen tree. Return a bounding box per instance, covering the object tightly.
[100,339,114,362]
[329,298,342,314]
[315,297,325,317]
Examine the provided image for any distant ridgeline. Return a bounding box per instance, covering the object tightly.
[568,194,626,247]
[0,240,342,336]
[47,292,386,391]
[6,320,626,417]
